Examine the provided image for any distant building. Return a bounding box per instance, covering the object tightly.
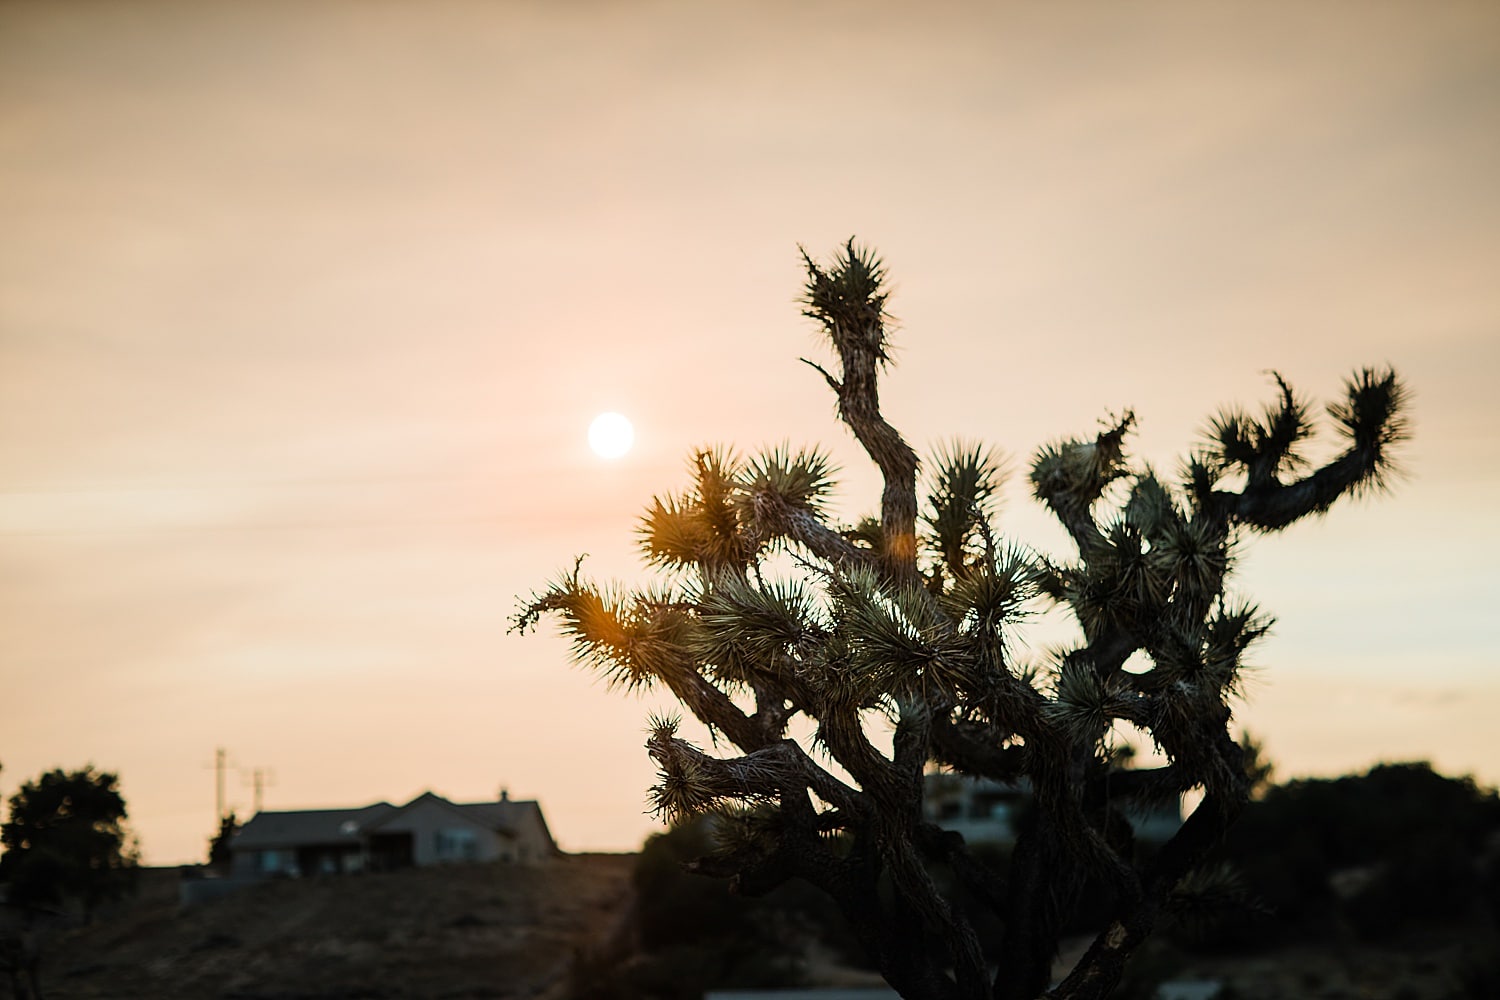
[923,772,1182,847]
[230,789,555,879]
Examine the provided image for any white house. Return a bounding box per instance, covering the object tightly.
[230,789,555,879]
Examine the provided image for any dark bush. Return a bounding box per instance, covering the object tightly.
[612,817,870,999]
[1191,762,1500,949]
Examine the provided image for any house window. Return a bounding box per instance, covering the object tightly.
[434,828,479,861]
[259,849,294,874]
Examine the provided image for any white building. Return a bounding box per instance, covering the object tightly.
[923,773,1182,847]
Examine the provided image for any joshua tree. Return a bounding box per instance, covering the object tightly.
[515,242,1407,1000]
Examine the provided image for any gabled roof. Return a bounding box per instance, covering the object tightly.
[232,802,396,850]
[456,798,554,848]
[361,791,514,839]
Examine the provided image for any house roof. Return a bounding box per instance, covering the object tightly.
[455,798,546,833]
[232,802,396,850]
[362,791,514,839]
[231,792,553,852]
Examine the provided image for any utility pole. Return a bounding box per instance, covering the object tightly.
[215,747,227,819]
[243,767,275,814]
[204,747,230,821]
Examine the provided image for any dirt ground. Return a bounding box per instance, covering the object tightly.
[1049,924,1499,1000]
[22,859,1496,999]
[31,854,635,1000]
[1175,930,1500,1000]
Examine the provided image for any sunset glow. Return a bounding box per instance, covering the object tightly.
[588,412,635,460]
[1,1,1497,867]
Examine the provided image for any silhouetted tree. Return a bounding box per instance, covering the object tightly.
[0,766,138,919]
[516,242,1408,1000]
[208,811,240,871]
[1209,762,1500,943]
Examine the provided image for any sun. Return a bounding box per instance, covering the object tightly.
[588,412,635,459]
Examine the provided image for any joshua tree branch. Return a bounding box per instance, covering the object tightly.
[748,487,875,569]
[1045,788,1246,1000]
[656,657,768,751]
[803,244,921,581]
[1221,447,1386,529]
[916,821,1008,912]
[929,716,1029,783]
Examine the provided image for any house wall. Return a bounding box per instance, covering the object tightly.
[230,851,261,880]
[230,844,364,879]
[507,807,555,863]
[369,798,508,866]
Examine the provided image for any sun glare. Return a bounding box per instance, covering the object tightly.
[588,412,634,459]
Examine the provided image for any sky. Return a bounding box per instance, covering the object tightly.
[2,0,1498,865]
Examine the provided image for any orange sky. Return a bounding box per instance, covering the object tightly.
[2,0,1498,865]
